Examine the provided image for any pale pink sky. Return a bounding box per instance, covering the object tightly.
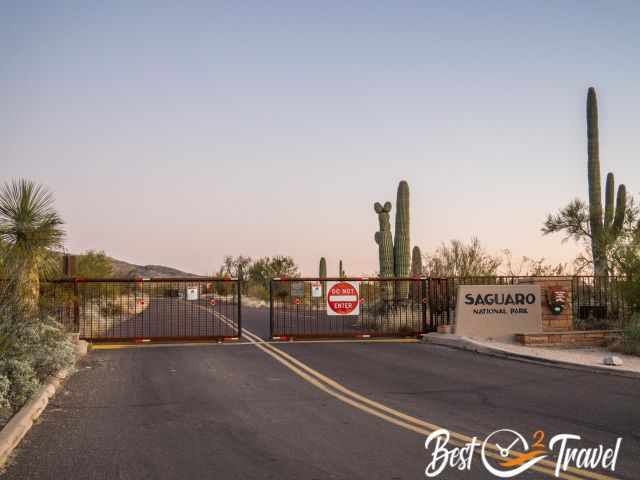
[3,3,639,276]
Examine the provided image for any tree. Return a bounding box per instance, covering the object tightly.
[542,197,639,275]
[0,180,65,313]
[77,250,113,278]
[423,238,501,277]
[247,256,299,291]
[221,255,252,279]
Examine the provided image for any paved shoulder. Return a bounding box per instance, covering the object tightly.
[3,345,428,480]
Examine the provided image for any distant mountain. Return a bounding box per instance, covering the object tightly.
[109,257,200,279]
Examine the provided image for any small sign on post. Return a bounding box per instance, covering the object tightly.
[291,281,305,298]
[326,281,360,316]
[186,287,199,301]
[311,281,322,298]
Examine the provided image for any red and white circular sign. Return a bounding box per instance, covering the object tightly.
[327,281,360,315]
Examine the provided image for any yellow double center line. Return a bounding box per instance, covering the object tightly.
[211,306,620,480]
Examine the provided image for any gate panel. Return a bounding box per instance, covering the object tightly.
[50,278,241,341]
[572,276,632,329]
[428,278,450,331]
[269,277,427,339]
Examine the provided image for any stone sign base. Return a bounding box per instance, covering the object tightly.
[515,330,622,348]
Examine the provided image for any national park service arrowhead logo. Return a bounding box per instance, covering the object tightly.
[547,286,568,314]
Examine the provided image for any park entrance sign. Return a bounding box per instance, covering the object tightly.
[455,284,542,340]
[326,281,360,316]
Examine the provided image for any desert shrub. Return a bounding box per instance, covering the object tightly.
[609,315,640,356]
[76,250,113,278]
[0,303,75,423]
[621,318,640,355]
[246,282,268,301]
[214,281,235,296]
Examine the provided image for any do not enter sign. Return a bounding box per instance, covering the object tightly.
[326,281,360,316]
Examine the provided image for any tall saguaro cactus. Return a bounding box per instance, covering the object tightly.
[587,87,626,276]
[394,180,411,299]
[338,259,345,278]
[374,201,394,300]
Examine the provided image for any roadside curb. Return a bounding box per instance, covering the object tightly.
[421,333,640,380]
[0,340,89,467]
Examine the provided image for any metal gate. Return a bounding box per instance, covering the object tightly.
[45,277,241,341]
[269,277,430,339]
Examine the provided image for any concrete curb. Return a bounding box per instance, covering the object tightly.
[0,340,89,467]
[421,333,640,380]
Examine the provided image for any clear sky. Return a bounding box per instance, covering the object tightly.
[2,2,639,276]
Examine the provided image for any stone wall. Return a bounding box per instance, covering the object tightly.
[515,330,622,347]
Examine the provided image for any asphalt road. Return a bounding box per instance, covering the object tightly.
[85,296,241,340]
[3,307,639,479]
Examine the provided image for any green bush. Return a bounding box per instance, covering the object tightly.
[0,304,75,423]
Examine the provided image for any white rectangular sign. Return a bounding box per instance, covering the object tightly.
[455,284,542,340]
[186,287,199,301]
[326,280,360,316]
[311,281,322,298]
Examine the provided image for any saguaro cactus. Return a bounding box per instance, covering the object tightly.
[410,246,422,300]
[394,180,411,299]
[374,201,394,300]
[319,257,327,295]
[338,259,345,278]
[587,87,626,276]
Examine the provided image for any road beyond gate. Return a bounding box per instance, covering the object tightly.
[46,277,242,341]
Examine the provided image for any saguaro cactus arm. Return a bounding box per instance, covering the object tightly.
[604,173,615,230]
[374,201,394,301]
[373,201,394,278]
[612,183,627,236]
[411,246,422,276]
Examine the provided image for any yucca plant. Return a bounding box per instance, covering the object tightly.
[0,180,74,419]
[0,179,65,314]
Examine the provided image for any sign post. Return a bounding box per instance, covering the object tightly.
[326,281,360,316]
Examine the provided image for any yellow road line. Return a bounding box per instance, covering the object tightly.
[90,341,252,350]
[118,304,618,480]
[236,326,618,480]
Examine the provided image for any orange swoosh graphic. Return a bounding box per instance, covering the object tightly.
[499,449,547,468]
